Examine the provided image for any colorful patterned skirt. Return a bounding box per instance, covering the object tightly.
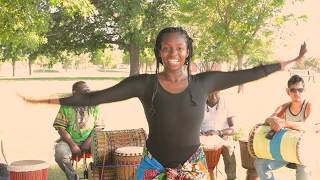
[136,146,209,180]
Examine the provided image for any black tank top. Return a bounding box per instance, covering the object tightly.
[60,63,281,167]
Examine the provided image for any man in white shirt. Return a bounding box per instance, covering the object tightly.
[201,91,237,180]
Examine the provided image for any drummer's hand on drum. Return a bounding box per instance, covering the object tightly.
[80,140,91,153]
[269,117,285,132]
[70,144,82,156]
[203,130,220,136]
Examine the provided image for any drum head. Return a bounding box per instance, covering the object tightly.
[115,146,143,156]
[200,135,224,150]
[7,160,49,172]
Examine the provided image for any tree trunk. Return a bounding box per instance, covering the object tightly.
[12,59,16,77]
[145,62,148,73]
[128,42,140,76]
[237,54,244,93]
[28,58,32,76]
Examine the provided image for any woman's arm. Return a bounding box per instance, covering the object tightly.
[20,74,148,106]
[202,42,307,92]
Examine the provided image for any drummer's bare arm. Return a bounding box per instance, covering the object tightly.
[269,118,285,132]
[80,135,92,153]
[202,130,220,136]
[265,106,285,131]
[221,116,236,136]
[284,121,308,131]
[57,128,81,155]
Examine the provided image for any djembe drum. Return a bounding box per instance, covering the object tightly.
[248,123,318,165]
[91,128,146,166]
[114,146,143,180]
[239,139,259,180]
[88,162,116,180]
[200,135,223,171]
[7,160,49,180]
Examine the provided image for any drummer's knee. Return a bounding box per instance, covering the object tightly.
[296,165,312,179]
[255,158,264,167]
[54,142,71,163]
[254,158,270,172]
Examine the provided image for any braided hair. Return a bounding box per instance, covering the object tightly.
[153,27,194,79]
[149,27,196,117]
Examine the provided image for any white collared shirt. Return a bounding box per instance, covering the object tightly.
[200,97,234,131]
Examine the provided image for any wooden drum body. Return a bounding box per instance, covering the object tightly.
[248,123,317,165]
[203,147,223,171]
[200,135,224,171]
[239,139,259,180]
[114,146,143,180]
[7,160,49,180]
[91,128,146,166]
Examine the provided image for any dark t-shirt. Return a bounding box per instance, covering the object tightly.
[60,63,281,167]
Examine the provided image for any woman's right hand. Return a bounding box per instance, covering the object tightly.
[17,93,40,104]
[17,93,59,104]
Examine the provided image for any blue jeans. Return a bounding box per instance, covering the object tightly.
[255,158,311,180]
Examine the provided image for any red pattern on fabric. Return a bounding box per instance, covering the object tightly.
[144,169,160,180]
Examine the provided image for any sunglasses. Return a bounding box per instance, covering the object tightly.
[289,88,304,93]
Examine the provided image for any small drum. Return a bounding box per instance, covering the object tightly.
[7,160,49,180]
[91,128,146,166]
[200,135,224,171]
[248,123,318,165]
[239,139,259,180]
[114,146,143,180]
[0,163,9,180]
[239,139,256,170]
[88,162,116,180]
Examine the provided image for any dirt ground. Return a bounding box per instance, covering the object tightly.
[1,70,320,179]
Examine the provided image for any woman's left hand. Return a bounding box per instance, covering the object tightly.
[297,42,307,60]
[281,42,307,70]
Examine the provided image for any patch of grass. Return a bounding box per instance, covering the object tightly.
[33,69,60,73]
[48,165,67,180]
[48,164,86,180]
[97,69,128,73]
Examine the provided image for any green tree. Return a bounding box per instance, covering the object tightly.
[91,48,113,71]
[140,48,155,73]
[178,0,305,92]
[40,0,177,76]
[0,0,95,76]
[60,51,73,72]
[122,52,130,65]
[292,57,320,72]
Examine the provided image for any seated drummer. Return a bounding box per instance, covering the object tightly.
[200,91,237,180]
[255,75,313,180]
[53,81,104,180]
